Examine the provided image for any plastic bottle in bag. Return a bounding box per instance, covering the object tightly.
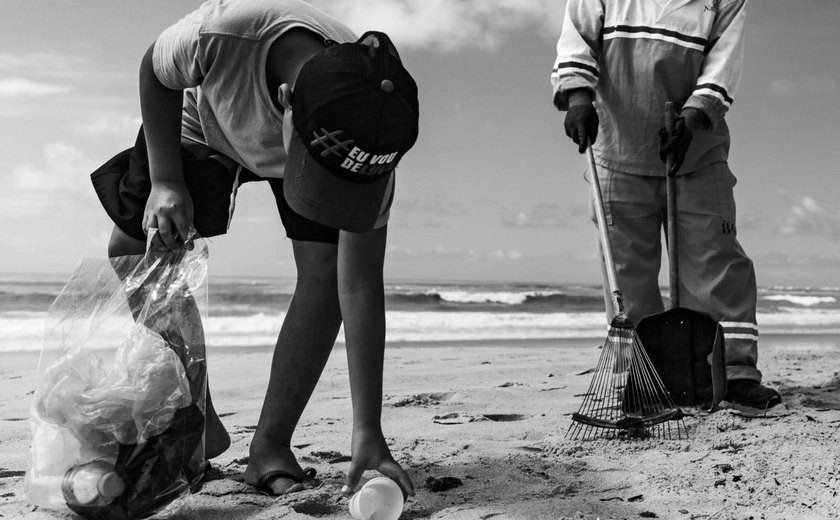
[62,460,125,507]
[26,420,124,509]
[26,420,84,507]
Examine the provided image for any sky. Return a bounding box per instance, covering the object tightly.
[0,0,838,287]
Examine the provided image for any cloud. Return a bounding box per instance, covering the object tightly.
[776,195,840,240]
[387,243,524,261]
[0,52,97,85]
[12,142,97,194]
[312,0,565,50]
[0,78,72,97]
[0,52,132,106]
[75,112,142,141]
[488,248,524,260]
[758,252,840,267]
[0,142,101,219]
[734,210,764,231]
[392,192,465,228]
[397,193,465,215]
[769,75,839,97]
[0,53,135,121]
[500,201,584,228]
[0,52,85,73]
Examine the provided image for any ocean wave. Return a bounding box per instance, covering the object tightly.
[8,277,839,315]
[0,291,61,312]
[432,289,561,305]
[4,308,840,353]
[385,289,605,312]
[762,295,837,307]
[0,287,600,315]
[762,285,840,293]
[757,308,840,327]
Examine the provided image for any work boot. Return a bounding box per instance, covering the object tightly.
[726,379,782,409]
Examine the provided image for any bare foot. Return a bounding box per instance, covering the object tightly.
[244,444,320,495]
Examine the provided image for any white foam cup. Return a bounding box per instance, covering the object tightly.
[348,477,405,520]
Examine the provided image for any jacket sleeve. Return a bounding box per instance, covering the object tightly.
[550,0,604,111]
[683,0,747,128]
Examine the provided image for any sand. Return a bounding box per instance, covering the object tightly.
[1,335,838,520]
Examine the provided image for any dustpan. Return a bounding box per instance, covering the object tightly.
[636,102,727,409]
[567,143,686,441]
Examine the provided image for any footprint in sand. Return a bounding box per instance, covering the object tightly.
[483,414,527,422]
[306,450,352,464]
[229,425,258,435]
[390,392,454,407]
[290,493,343,516]
[432,412,527,424]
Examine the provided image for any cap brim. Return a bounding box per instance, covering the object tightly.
[284,129,393,233]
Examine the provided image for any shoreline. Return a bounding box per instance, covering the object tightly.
[2,331,838,364]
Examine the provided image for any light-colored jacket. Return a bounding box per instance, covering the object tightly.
[551,0,747,176]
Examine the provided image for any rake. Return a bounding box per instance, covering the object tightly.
[566,144,687,441]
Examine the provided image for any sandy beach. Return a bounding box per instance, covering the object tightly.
[1,334,838,520]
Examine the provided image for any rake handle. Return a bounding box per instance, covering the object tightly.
[586,144,623,314]
[665,102,680,308]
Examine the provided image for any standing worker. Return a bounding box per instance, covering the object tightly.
[551,0,781,408]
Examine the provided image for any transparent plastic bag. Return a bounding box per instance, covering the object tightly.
[25,231,209,520]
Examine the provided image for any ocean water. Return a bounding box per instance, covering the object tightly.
[1,273,839,353]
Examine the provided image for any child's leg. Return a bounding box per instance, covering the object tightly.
[107,225,231,458]
[108,224,146,256]
[244,238,343,494]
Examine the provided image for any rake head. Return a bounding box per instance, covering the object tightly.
[567,313,687,441]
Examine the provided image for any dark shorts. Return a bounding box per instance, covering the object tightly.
[90,128,339,244]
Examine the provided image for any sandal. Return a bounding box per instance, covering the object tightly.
[254,467,320,496]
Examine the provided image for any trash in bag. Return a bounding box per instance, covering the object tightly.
[26,231,209,520]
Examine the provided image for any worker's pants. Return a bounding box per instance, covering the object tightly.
[588,161,761,382]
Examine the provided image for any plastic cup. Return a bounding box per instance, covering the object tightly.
[348,477,405,520]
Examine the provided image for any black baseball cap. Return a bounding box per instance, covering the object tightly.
[283,31,420,232]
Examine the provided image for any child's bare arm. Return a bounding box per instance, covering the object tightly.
[139,42,192,247]
[337,226,415,496]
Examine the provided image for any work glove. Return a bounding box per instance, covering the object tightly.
[659,108,708,175]
[564,103,599,154]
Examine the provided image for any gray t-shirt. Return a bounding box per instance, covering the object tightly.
[153,0,358,179]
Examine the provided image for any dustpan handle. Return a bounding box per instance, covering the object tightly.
[665,102,680,308]
[586,144,624,314]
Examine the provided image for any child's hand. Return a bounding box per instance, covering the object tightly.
[143,181,194,249]
[342,427,415,499]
